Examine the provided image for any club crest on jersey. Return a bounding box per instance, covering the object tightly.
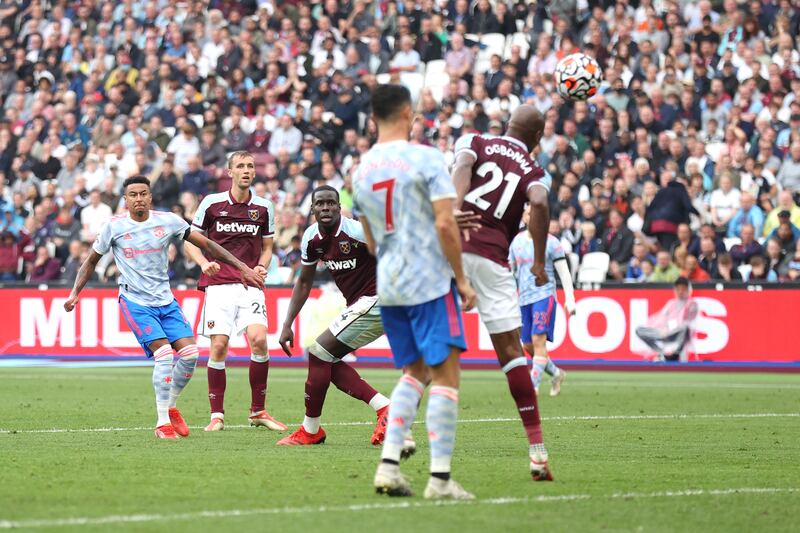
[153,226,165,238]
[339,241,351,254]
[248,209,259,221]
[207,320,215,329]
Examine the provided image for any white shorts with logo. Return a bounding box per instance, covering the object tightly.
[313,295,384,362]
[198,284,268,338]
[462,252,521,334]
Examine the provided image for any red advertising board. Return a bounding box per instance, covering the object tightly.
[0,287,796,365]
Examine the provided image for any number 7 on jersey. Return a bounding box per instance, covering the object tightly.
[372,178,395,233]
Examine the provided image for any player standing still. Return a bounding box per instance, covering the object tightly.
[64,176,263,439]
[509,207,576,396]
[354,84,478,500]
[452,105,555,480]
[184,151,286,433]
[276,185,391,446]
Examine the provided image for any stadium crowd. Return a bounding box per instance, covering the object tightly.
[1,0,800,285]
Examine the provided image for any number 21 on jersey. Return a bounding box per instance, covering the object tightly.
[372,178,395,233]
[464,162,521,219]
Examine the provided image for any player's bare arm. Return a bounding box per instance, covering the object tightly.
[278,263,317,356]
[360,216,377,256]
[63,249,103,312]
[554,257,576,316]
[183,239,221,277]
[255,237,273,279]
[185,231,264,289]
[451,151,482,239]
[527,185,550,286]
[432,197,477,311]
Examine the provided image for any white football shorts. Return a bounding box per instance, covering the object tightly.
[313,295,383,361]
[462,252,522,334]
[198,284,268,338]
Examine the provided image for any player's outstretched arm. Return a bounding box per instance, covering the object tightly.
[279,264,317,357]
[185,232,264,289]
[527,185,550,286]
[432,197,477,311]
[554,258,576,316]
[255,237,273,280]
[64,250,103,312]
[184,238,220,277]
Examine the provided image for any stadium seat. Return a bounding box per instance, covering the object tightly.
[399,72,425,102]
[705,142,726,161]
[375,73,391,85]
[542,19,554,35]
[480,33,507,59]
[506,32,531,58]
[577,252,610,284]
[738,264,752,280]
[424,71,451,103]
[277,266,294,284]
[188,114,204,129]
[163,126,176,138]
[425,59,447,77]
[723,237,741,251]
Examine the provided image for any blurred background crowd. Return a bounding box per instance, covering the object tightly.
[1,0,800,286]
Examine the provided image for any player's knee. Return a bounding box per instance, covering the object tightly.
[153,344,174,364]
[532,334,547,350]
[247,332,268,352]
[177,344,199,362]
[310,344,337,363]
[209,339,228,360]
[250,353,269,363]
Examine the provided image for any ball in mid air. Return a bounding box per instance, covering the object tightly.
[555,53,603,102]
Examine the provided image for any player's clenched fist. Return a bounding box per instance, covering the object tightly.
[202,261,221,276]
[63,294,78,312]
[531,262,549,286]
[240,266,264,289]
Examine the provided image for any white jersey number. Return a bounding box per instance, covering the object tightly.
[464,162,521,219]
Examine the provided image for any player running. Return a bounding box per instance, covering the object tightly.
[354,84,477,500]
[63,175,263,439]
[276,185,391,446]
[509,207,576,396]
[184,151,287,433]
[451,105,555,480]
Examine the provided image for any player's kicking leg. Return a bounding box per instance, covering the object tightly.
[464,254,553,480]
[278,304,389,445]
[522,297,565,397]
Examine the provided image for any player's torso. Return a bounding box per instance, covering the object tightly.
[355,143,453,305]
[309,223,377,306]
[510,232,557,304]
[201,200,268,287]
[462,135,544,266]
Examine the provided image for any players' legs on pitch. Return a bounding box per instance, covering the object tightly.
[170,337,199,408]
[148,339,174,428]
[207,334,229,421]
[246,324,270,414]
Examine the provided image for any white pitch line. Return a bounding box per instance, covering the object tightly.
[0,487,796,529]
[1,412,797,435]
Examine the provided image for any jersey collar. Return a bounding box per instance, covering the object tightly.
[501,135,529,152]
[317,216,343,238]
[228,189,254,205]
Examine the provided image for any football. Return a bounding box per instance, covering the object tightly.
[554,53,603,101]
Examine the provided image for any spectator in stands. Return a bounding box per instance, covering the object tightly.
[645,172,697,249]
[444,34,474,80]
[773,221,798,257]
[689,223,726,256]
[682,254,710,282]
[709,173,741,233]
[576,221,602,259]
[166,122,201,175]
[764,192,800,237]
[715,253,742,282]
[269,115,303,159]
[180,156,211,197]
[746,255,777,282]
[603,209,634,280]
[625,241,656,281]
[151,158,180,210]
[650,250,681,283]
[80,190,112,243]
[727,191,764,238]
[729,224,763,267]
[697,237,720,279]
[777,142,800,193]
[60,240,83,284]
[28,245,60,282]
[0,231,19,281]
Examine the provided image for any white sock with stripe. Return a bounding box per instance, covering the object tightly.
[152,345,174,427]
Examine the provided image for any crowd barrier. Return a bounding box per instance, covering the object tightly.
[0,284,796,370]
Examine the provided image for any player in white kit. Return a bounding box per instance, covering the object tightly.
[64,176,263,439]
[509,207,576,396]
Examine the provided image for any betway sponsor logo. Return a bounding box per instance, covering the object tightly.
[484,144,533,175]
[326,258,357,271]
[216,221,259,235]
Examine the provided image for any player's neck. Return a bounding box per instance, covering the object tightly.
[230,186,251,204]
[319,217,340,235]
[376,124,409,144]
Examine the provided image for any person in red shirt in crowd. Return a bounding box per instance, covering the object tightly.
[682,254,710,282]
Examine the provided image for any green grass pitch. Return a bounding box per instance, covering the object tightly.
[1,367,798,532]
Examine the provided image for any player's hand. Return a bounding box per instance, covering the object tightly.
[454,210,481,242]
[63,294,78,313]
[240,266,265,289]
[531,262,549,286]
[254,265,268,280]
[202,262,221,276]
[565,300,576,317]
[456,279,477,312]
[279,324,295,357]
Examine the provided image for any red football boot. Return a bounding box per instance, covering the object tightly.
[154,424,179,440]
[371,405,389,445]
[249,410,288,431]
[276,426,327,446]
[168,407,189,437]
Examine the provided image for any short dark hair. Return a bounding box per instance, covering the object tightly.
[675,276,690,287]
[371,84,411,121]
[122,175,150,191]
[227,150,254,168]
[311,184,339,203]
